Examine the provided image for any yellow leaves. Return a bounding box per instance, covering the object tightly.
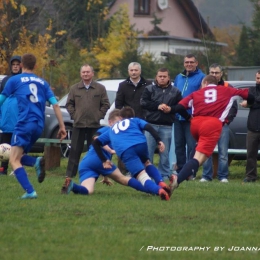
[20,4,27,15]
[55,30,67,36]
[10,0,18,9]
[46,19,52,31]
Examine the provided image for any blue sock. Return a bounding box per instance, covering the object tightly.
[14,167,34,193]
[72,183,89,195]
[146,165,163,184]
[21,155,36,167]
[143,179,160,195]
[177,158,199,184]
[128,178,148,193]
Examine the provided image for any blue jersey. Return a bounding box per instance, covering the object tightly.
[2,73,55,128]
[98,117,148,157]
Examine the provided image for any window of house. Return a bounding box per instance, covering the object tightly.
[134,0,150,15]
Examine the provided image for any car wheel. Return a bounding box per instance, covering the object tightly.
[51,125,73,158]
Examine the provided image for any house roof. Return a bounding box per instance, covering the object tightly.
[108,0,214,39]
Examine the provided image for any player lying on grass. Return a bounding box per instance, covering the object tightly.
[169,75,255,193]
[61,109,168,198]
[92,107,177,201]
[0,53,67,199]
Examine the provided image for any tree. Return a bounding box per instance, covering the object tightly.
[92,4,138,78]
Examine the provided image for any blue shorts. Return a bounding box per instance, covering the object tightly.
[121,143,149,177]
[11,121,43,153]
[78,151,117,183]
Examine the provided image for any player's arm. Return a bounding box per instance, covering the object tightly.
[173,104,191,120]
[92,138,113,168]
[49,97,67,141]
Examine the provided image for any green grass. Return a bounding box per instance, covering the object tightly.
[0,155,260,260]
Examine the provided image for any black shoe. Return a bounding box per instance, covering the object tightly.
[0,172,7,176]
[243,178,256,183]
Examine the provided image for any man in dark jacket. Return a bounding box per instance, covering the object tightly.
[115,62,152,119]
[141,68,182,180]
[0,55,21,175]
[115,62,152,174]
[200,63,238,183]
[241,70,260,182]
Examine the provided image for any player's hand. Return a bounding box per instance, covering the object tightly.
[100,177,113,186]
[158,141,165,153]
[240,100,248,108]
[103,160,113,169]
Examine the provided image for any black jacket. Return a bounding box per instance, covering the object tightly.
[247,84,260,132]
[115,76,152,119]
[140,81,182,125]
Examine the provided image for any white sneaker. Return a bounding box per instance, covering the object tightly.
[199,178,209,182]
[220,178,229,183]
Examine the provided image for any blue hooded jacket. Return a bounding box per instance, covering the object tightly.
[0,55,21,133]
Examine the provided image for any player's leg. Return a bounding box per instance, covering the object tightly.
[10,146,37,199]
[109,168,148,193]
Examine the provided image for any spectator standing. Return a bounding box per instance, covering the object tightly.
[115,62,152,119]
[115,62,152,174]
[200,64,237,183]
[64,64,110,180]
[0,53,67,199]
[0,55,22,175]
[141,68,182,180]
[241,70,260,182]
[174,54,205,177]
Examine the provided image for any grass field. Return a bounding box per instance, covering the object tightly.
[0,155,260,260]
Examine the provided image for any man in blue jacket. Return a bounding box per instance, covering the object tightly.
[174,54,205,178]
[0,55,22,175]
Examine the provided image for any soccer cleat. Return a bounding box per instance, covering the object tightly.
[169,174,178,195]
[158,181,171,197]
[20,191,38,199]
[158,188,170,201]
[61,177,73,194]
[35,157,46,183]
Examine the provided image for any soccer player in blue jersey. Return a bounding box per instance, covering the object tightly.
[92,107,172,200]
[61,112,149,195]
[0,53,67,199]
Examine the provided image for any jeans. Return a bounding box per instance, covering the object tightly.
[202,124,229,180]
[145,124,172,179]
[174,120,196,173]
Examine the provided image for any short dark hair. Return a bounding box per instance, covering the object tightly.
[120,107,135,118]
[21,54,36,70]
[209,63,223,72]
[108,109,121,121]
[157,67,169,74]
[203,75,218,85]
[256,70,260,75]
[185,54,197,61]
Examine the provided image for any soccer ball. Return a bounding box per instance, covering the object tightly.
[0,143,11,161]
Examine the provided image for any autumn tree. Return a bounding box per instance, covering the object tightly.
[92,4,138,78]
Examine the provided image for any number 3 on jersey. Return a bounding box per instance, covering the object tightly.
[204,88,217,103]
[112,119,130,134]
[29,83,39,103]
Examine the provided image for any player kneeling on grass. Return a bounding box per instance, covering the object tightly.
[168,75,255,194]
[92,107,172,201]
[61,109,151,196]
[0,54,67,199]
